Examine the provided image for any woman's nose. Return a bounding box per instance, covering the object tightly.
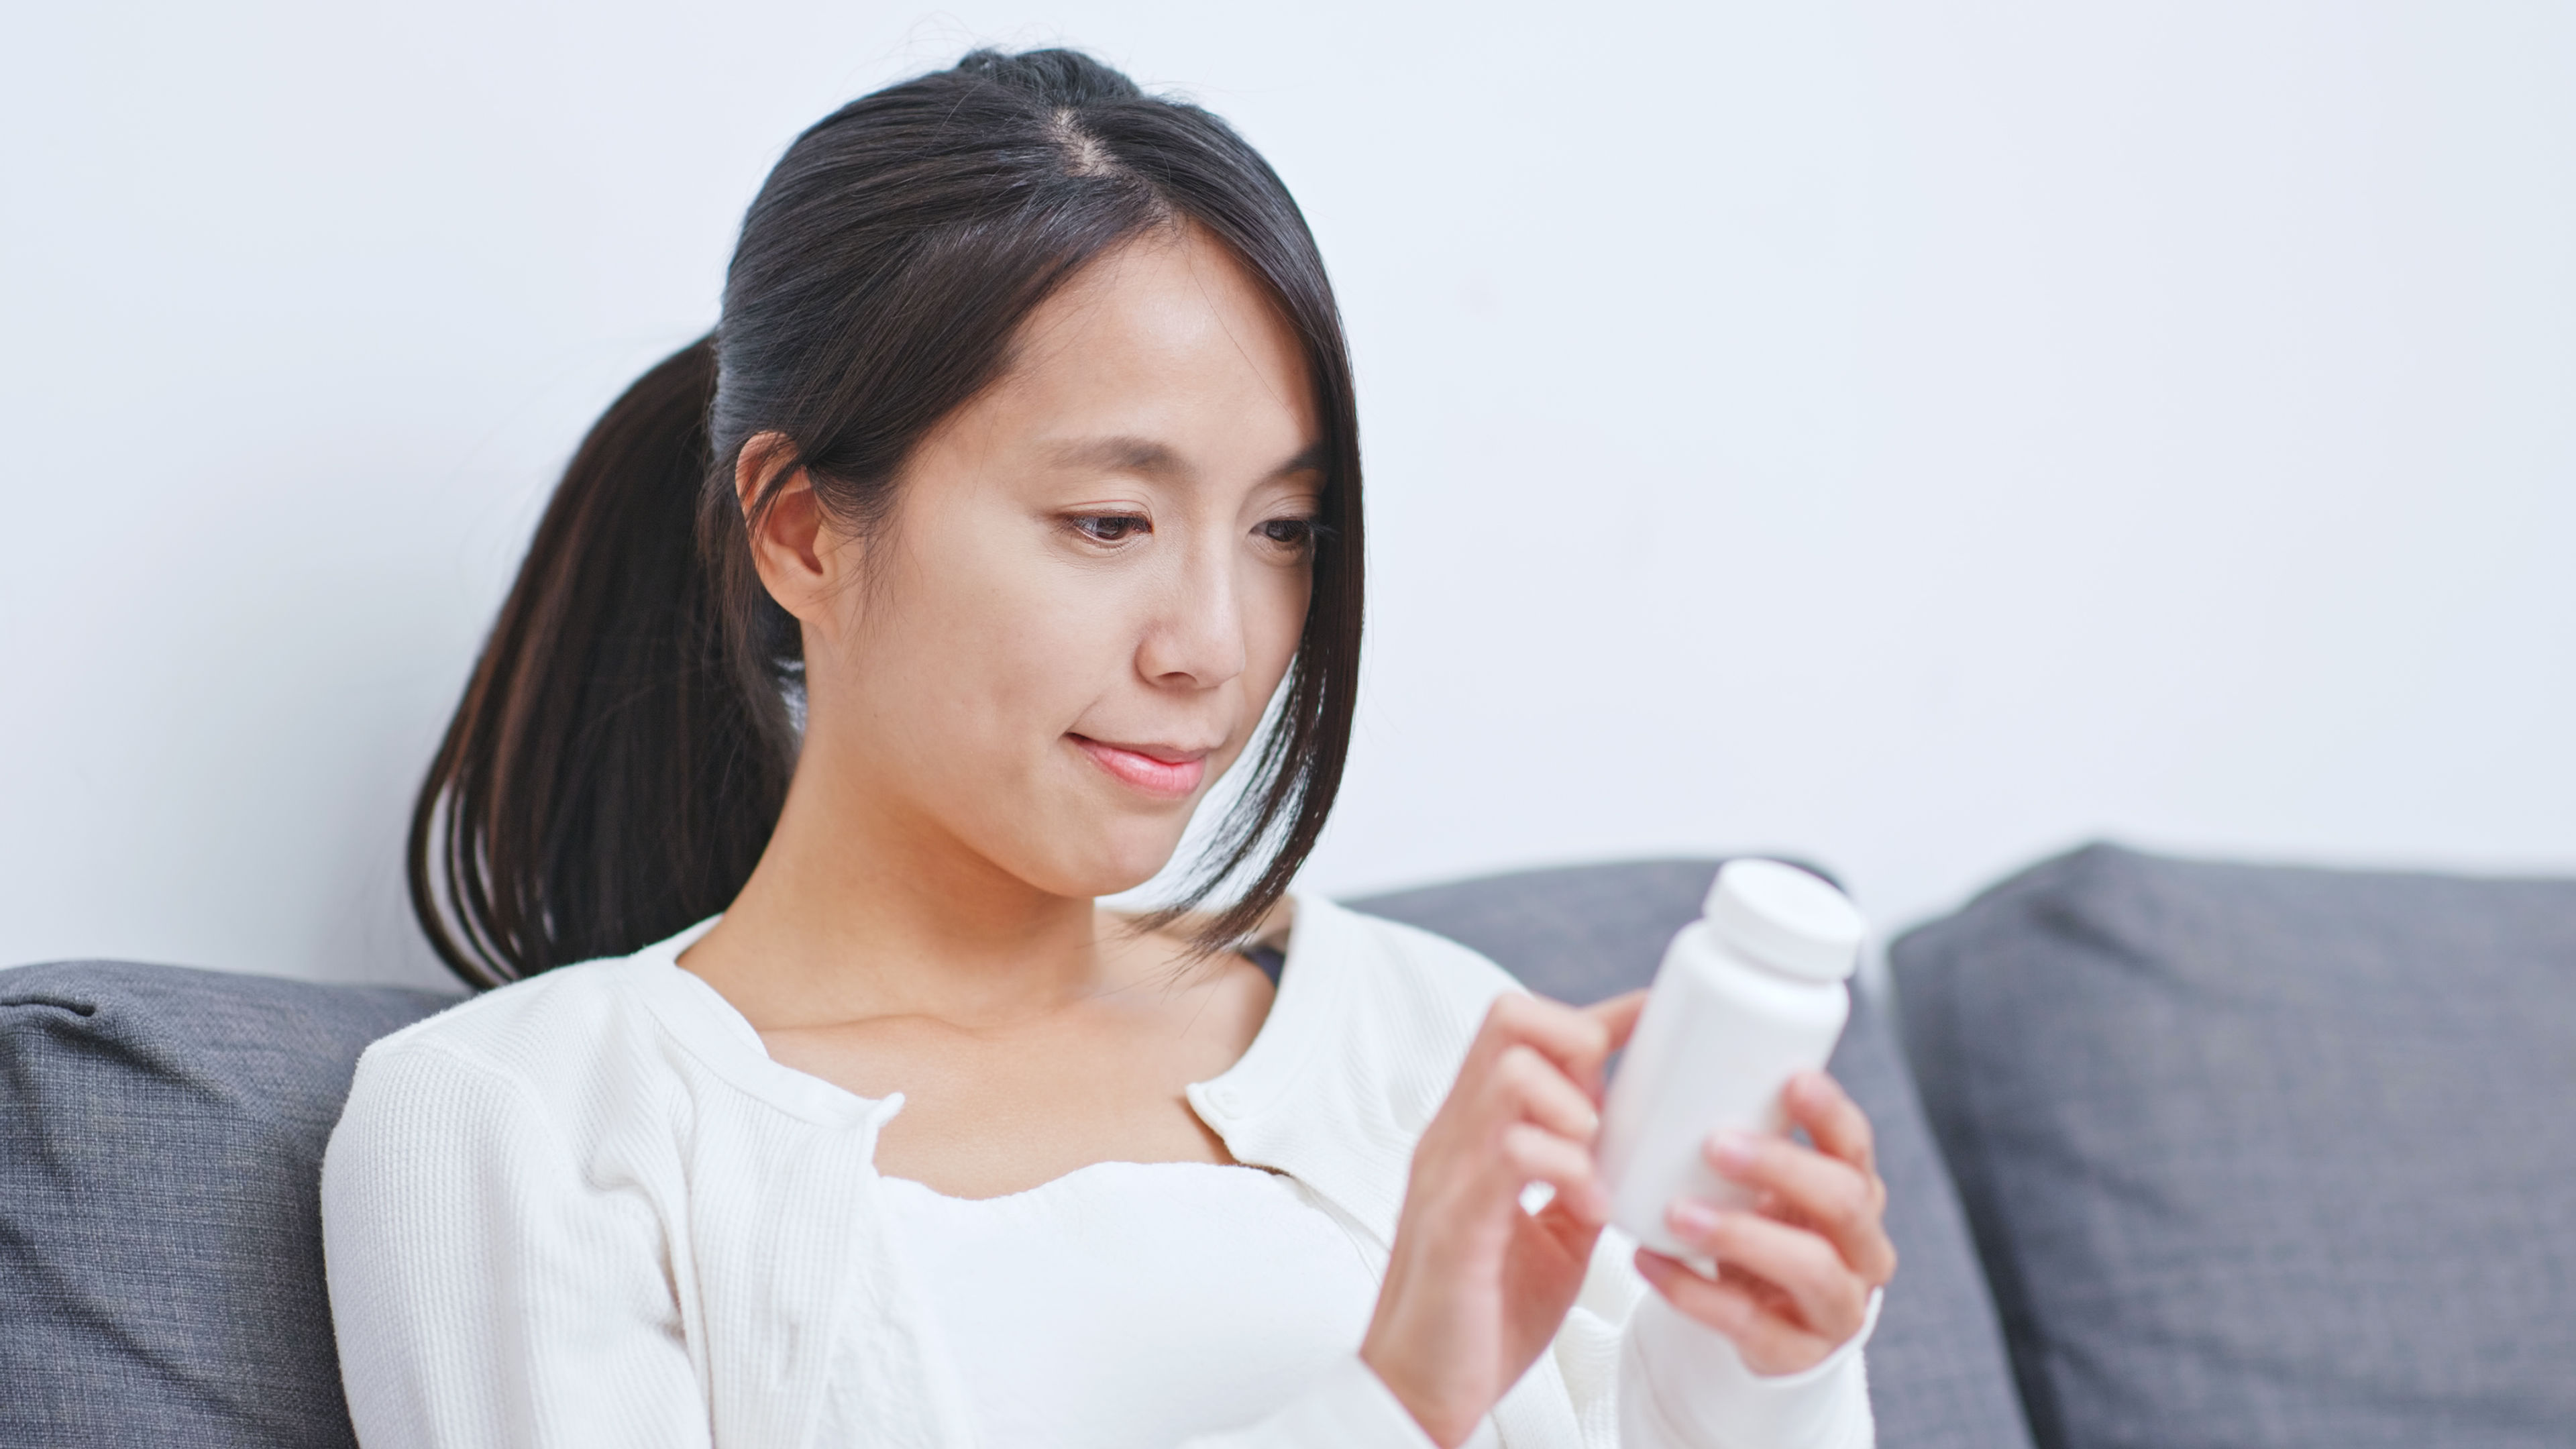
[1135,541,1248,690]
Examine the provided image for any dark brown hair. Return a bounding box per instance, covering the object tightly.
[410,48,1363,988]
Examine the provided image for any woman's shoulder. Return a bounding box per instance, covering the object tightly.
[357,951,673,1088]
[317,951,725,1299]
[329,936,731,1170]
[1299,893,1525,1017]
[1269,896,1526,1137]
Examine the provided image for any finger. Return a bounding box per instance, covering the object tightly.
[1634,1250,1835,1375]
[1532,1188,1612,1255]
[1474,993,1621,1096]
[1666,1205,1868,1342]
[1585,990,1646,1053]
[1712,1257,1806,1320]
[1705,1132,1896,1285]
[1784,1071,1876,1179]
[1490,1044,1604,1143]
[1501,1122,1608,1223]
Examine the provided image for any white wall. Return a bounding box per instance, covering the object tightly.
[4,1,2570,988]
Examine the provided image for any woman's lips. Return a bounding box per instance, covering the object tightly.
[1069,735,1209,800]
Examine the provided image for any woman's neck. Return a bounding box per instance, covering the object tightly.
[676,759,1126,1034]
[670,732,1288,1199]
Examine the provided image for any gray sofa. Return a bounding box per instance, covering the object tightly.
[3,845,2570,1448]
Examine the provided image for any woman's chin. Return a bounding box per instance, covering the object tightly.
[1047,830,1193,904]
[973,814,1178,902]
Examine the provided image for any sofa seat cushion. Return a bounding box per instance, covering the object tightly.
[1892,844,2576,1449]
[1353,859,2035,1449]
[0,961,455,1449]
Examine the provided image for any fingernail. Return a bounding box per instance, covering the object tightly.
[1668,1199,1721,1238]
[1709,1132,1757,1173]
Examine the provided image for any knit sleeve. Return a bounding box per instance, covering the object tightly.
[319,1039,712,1449]
[1616,1281,1878,1449]
[1540,1230,1876,1449]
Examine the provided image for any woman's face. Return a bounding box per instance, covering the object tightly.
[780,225,1323,902]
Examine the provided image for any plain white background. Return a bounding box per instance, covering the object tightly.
[3,1,2570,987]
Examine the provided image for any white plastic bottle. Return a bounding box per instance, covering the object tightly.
[1595,858,1866,1258]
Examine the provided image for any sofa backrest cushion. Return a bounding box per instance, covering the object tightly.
[1352,859,2036,1449]
[1892,843,2576,1449]
[0,961,455,1449]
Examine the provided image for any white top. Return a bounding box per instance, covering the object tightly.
[877,1161,1380,1448]
[321,895,1878,1449]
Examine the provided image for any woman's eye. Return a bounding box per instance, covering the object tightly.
[1257,518,1317,550]
[1072,514,1150,543]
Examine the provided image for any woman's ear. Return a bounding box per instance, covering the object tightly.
[735,431,852,632]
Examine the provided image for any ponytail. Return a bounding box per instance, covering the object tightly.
[408,337,795,987]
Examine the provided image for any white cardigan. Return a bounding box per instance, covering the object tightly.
[321,896,1876,1448]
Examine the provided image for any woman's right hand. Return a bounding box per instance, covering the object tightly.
[1360,990,1645,1448]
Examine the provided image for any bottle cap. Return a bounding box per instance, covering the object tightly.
[1703,859,1864,983]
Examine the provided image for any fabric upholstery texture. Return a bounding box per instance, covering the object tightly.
[1352,860,2036,1449]
[0,961,455,1449]
[1892,843,2576,1449]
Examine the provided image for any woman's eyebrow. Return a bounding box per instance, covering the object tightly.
[1046,435,1328,484]
[1271,441,1329,479]
[1049,436,1182,477]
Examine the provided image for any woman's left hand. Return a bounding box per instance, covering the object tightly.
[1634,1069,1898,1376]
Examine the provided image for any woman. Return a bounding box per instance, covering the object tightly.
[322,48,1896,1449]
